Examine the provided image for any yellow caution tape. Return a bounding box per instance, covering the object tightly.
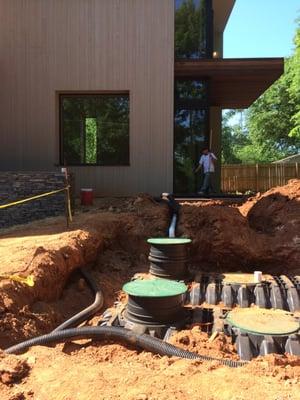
[0,274,35,287]
[0,187,69,209]
[0,186,73,223]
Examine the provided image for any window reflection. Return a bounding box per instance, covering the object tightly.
[60,94,129,166]
[175,0,213,59]
[174,109,207,193]
[174,80,209,193]
[175,80,207,100]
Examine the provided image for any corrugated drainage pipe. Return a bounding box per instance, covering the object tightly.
[52,268,104,332]
[5,326,247,368]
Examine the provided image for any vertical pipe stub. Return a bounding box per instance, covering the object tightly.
[123,278,187,326]
[147,238,192,280]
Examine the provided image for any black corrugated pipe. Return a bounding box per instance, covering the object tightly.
[52,268,104,332]
[5,326,248,368]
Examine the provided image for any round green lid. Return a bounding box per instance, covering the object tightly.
[226,308,300,336]
[123,279,187,297]
[147,238,191,245]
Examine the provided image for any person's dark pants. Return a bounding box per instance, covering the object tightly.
[200,172,213,194]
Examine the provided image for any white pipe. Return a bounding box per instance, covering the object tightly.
[168,213,177,238]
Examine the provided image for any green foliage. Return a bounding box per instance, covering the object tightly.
[222,110,249,164]
[288,21,300,139]
[174,108,207,193]
[175,0,207,58]
[222,22,300,164]
[85,118,97,164]
[61,95,129,165]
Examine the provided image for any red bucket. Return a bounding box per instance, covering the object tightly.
[80,188,94,206]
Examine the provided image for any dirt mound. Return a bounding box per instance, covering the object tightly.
[169,328,238,360]
[178,203,261,271]
[1,342,300,400]
[178,179,300,275]
[0,196,168,347]
[239,179,300,218]
[0,187,300,399]
[0,352,30,385]
[245,353,300,382]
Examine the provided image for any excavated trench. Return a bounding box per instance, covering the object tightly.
[0,194,172,347]
[0,181,300,400]
[0,181,299,358]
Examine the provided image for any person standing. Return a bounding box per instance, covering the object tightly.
[194,147,217,195]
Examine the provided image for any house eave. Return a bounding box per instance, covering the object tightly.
[175,58,284,108]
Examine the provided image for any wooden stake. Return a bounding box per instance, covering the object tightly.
[62,167,72,227]
[209,331,219,342]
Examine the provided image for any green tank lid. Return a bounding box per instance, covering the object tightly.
[147,238,192,245]
[226,308,300,336]
[123,278,187,298]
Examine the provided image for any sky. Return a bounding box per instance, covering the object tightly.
[224,0,299,58]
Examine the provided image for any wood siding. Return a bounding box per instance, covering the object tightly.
[0,0,174,195]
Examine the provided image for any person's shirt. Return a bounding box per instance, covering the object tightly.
[199,152,217,173]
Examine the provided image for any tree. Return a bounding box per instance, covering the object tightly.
[175,0,207,58]
[222,22,300,164]
[221,110,255,164]
[61,95,129,166]
[288,20,300,139]
[245,22,300,161]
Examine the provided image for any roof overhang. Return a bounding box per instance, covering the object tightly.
[213,0,236,32]
[175,58,284,108]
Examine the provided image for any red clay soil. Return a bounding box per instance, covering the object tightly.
[178,179,300,275]
[0,184,299,399]
[0,195,168,348]
[0,343,299,400]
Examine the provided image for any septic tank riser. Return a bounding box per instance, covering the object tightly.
[123,279,188,327]
[147,238,191,280]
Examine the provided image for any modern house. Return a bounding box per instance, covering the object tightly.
[0,0,283,196]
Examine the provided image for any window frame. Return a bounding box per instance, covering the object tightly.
[59,92,130,167]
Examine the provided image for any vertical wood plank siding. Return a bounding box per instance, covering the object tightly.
[0,0,174,195]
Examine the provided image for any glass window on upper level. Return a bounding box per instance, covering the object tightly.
[175,0,213,59]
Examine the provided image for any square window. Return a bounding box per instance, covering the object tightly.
[60,94,129,166]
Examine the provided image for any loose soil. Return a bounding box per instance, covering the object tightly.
[0,183,299,400]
